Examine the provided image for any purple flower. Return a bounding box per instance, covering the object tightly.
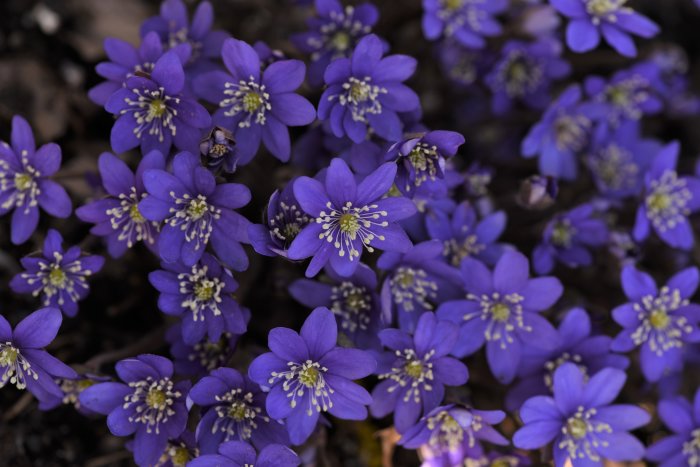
[521,84,600,180]
[318,34,419,143]
[506,308,629,411]
[611,265,700,382]
[189,441,299,467]
[370,312,468,433]
[138,431,198,467]
[585,120,660,199]
[485,38,570,115]
[550,0,659,57]
[248,178,312,258]
[647,388,700,466]
[513,363,649,466]
[386,130,465,195]
[291,0,379,86]
[76,151,165,258]
[422,0,507,48]
[633,141,700,250]
[436,250,563,383]
[0,307,77,402]
[248,307,376,445]
[425,202,506,267]
[377,240,463,333]
[288,158,417,278]
[140,0,229,74]
[585,63,664,127]
[79,354,191,467]
[290,264,382,349]
[0,115,71,244]
[167,315,248,378]
[149,253,248,345]
[399,405,508,466]
[532,203,608,274]
[189,367,289,453]
[88,31,190,106]
[105,51,211,156]
[194,38,316,164]
[10,229,105,317]
[139,151,251,270]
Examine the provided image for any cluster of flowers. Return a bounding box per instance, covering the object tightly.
[2,0,700,466]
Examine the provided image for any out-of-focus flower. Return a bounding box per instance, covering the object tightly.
[633,142,700,250]
[79,355,191,467]
[194,38,316,165]
[532,203,608,274]
[288,158,416,278]
[550,0,659,57]
[370,312,468,433]
[248,307,376,444]
[38,373,111,416]
[10,229,104,317]
[516,175,558,210]
[646,388,700,466]
[76,151,165,258]
[611,265,700,382]
[0,307,77,402]
[0,115,71,244]
[437,250,562,383]
[485,38,570,115]
[318,34,419,143]
[513,364,649,466]
[521,84,599,180]
[422,0,507,48]
[292,0,379,86]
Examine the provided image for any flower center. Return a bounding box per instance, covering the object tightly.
[179,264,224,321]
[0,343,37,390]
[331,31,350,52]
[48,266,67,287]
[14,173,33,191]
[443,0,463,10]
[339,76,386,123]
[632,286,692,356]
[559,407,612,462]
[554,115,591,151]
[222,77,271,128]
[187,198,209,220]
[586,0,626,19]
[491,303,511,322]
[123,87,177,142]
[171,447,191,467]
[317,201,389,259]
[270,202,309,247]
[587,144,639,193]
[650,309,670,330]
[682,428,700,466]
[551,220,575,248]
[331,281,372,335]
[404,142,441,189]
[147,388,167,408]
[645,170,692,232]
[243,92,263,113]
[379,348,435,404]
[169,193,221,250]
[213,388,266,441]
[125,377,181,433]
[390,267,438,313]
[567,417,588,439]
[466,292,529,346]
[544,353,587,389]
[228,401,250,421]
[499,52,543,97]
[270,360,332,415]
[445,235,484,266]
[426,410,465,450]
[129,203,145,223]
